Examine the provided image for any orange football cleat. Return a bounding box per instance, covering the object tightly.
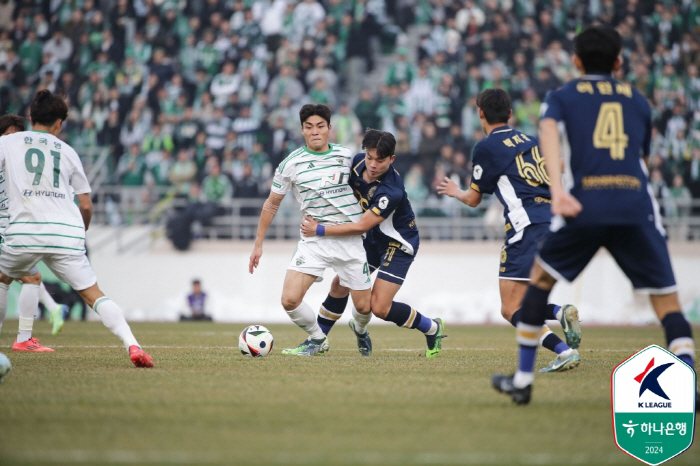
[12,338,55,352]
[129,345,154,368]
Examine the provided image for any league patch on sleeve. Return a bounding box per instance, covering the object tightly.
[378,196,389,209]
[473,165,483,180]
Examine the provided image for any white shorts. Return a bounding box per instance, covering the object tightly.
[0,247,97,290]
[288,237,371,291]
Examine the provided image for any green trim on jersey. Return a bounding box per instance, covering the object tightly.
[297,178,322,186]
[9,221,84,229]
[5,233,86,240]
[325,193,355,200]
[6,244,86,251]
[296,164,343,176]
[303,144,333,155]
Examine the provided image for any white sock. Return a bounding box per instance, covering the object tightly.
[555,308,563,322]
[351,307,372,334]
[424,319,438,335]
[0,283,9,334]
[286,301,325,340]
[513,370,535,389]
[38,282,60,312]
[17,283,39,343]
[93,296,139,349]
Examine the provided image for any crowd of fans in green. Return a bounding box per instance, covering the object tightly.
[0,0,699,220]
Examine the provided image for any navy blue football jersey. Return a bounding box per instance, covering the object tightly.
[470,126,553,243]
[350,153,419,255]
[542,75,656,226]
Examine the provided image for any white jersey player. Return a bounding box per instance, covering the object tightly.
[0,90,153,367]
[249,104,372,356]
[0,114,69,339]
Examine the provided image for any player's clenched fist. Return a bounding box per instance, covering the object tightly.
[300,216,319,237]
[551,192,582,218]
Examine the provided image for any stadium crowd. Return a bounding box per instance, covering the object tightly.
[0,0,699,221]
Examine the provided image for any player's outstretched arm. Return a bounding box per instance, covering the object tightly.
[76,194,93,230]
[300,210,383,237]
[437,177,482,207]
[249,192,285,274]
[539,118,582,217]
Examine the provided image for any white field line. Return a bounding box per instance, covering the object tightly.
[38,345,700,354]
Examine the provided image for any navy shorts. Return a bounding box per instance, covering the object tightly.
[364,237,415,285]
[499,223,550,281]
[538,223,677,293]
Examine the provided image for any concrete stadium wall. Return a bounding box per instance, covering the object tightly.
[80,241,700,326]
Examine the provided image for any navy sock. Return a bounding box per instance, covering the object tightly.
[662,312,695,368]
[317,294,348,335]
[385,301,433,333]
[516,285,551,376]
[545,304,561,320]
[520,285,550,327]
[518,345,538,373]
[509,309,521,327]
[542,332,569,355]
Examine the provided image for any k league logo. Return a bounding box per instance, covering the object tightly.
[611,345,695,465]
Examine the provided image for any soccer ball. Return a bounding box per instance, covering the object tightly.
[239,325,274,357]
[0,353,11,383]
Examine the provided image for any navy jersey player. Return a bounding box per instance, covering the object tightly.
[492,26,697,405]
[438,89,581,373]
[301,129,446,357]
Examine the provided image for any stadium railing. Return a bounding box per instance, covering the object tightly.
[86,186,700,252]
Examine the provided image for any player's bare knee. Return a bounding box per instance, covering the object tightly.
[370,295,391,319]
[281,295,301,311]
[530,262,556,289]
[500,305,516,321]
[350,290,371,315]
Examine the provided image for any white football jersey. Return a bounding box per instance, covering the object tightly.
[272,144,362,242]
[0,168,8,234]
[0,131,91,255]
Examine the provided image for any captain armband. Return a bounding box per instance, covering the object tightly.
[263,200,280,214]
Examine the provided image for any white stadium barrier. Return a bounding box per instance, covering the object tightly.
[86,241,700,325]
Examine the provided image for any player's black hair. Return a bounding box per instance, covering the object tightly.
[299,104,331,126]
[0,114,26,134]
[30,89,68,126]
[476,89,511,125]
[362,128,396,159]
[574,25,622,74]
[192,279,201,285]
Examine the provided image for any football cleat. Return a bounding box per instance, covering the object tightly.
[281,339,312,355]
[425,318,447,358]
[559,304,581,350]
[129,345,154,368]
[492,373,532,405]
[348,318,372,356]
[12,338,54,352]
[49,305,68,336]
[539,350,581,373]
[296,337,330,356]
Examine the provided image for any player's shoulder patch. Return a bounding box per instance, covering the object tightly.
[473,164,483,180]
[377,195,389,210]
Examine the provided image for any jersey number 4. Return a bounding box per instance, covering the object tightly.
[25,148,61,187]
[593,102,628,160]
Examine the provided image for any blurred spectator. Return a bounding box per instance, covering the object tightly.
[169,149,198,195]
[1,0,696,230]
[180,279,213,321]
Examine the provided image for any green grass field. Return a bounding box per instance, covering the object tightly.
[0,320,697,466]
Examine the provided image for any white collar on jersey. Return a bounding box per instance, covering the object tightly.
[491,128,513,134]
